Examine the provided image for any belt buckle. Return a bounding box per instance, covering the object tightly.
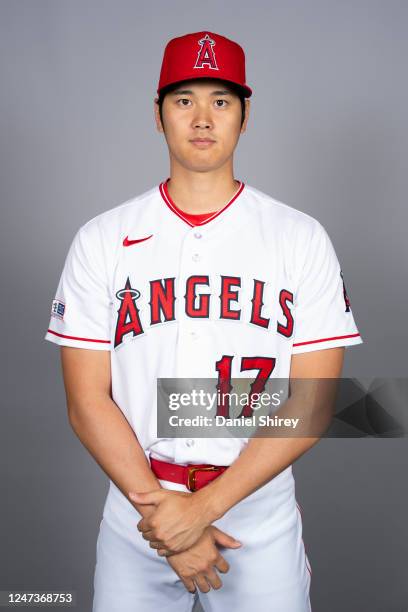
[187,465,221,492]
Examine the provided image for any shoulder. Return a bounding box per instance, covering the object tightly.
[243,183,325,241]
[64,184,160,273]
[73,186,159,247]
[79,184,159,238]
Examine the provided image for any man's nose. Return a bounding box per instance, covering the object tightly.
[192,106,213,129]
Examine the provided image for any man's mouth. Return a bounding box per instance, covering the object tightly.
[190,138,216,147]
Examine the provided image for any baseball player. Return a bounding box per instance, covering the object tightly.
[44,31,363,611]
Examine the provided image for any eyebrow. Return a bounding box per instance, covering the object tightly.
[170,88,233,96]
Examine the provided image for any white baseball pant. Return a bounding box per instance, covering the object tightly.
[92,467,312,612]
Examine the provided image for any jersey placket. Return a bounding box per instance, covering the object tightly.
[172,225,209,462]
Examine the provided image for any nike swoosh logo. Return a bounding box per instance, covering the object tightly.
[123,234,153,247]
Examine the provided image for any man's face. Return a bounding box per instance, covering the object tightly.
[154,79,250,173]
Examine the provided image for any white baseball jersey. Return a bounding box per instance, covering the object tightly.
[44,178,363,467]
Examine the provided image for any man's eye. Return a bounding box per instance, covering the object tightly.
[215,99,228,107]
[177,98,191,106]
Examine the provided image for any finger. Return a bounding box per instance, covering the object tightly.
[181,578,196,594]
[153,539,189,554]
[157,548,175,557]
[141,530,157,542]
[204,568,222,590]
[137,520,152,533]
[212,527,242,549]
[195,574,212,594]
[215,556,230,574]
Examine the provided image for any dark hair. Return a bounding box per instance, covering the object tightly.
[156,79,247,128]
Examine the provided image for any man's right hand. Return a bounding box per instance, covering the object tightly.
[165,525,241,594]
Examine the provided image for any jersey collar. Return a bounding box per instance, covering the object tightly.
[159,177,245,228]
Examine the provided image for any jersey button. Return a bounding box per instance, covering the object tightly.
[194,232,202,239]
[192,253,201,262]
[186,439,195,447]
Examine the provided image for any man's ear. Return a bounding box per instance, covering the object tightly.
[241,99,250,134]
[154,97,164,133]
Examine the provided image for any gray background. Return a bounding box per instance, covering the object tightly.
[1,1,407,610]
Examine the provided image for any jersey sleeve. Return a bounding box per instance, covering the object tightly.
[291,219,363,354]
[44,221,112,351]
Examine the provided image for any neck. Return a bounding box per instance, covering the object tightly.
[166,164,239,214]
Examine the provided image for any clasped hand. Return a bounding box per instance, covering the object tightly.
[129,488,216,555]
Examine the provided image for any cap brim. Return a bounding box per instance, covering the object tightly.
[158,75,252,98]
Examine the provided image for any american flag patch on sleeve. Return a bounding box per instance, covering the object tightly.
[51,299,65,319]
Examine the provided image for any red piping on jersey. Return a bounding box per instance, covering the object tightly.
[47,329,111,344]
[293,333,360,348]
[159,177,245,227]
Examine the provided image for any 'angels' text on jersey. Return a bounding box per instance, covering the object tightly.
[114,275,294,349]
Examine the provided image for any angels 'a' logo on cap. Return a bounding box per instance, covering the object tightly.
[194,33,219,70]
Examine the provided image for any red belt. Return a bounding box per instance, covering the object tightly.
[149,455,228,492]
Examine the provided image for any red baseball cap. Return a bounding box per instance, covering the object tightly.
[157,31,252,98]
